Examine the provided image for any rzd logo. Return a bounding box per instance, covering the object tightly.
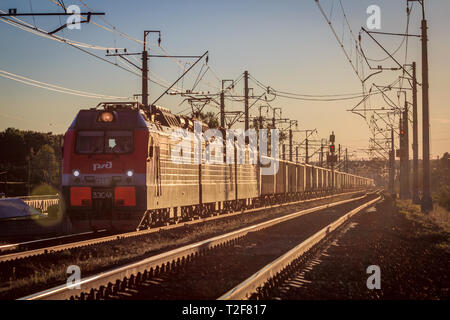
[93,161,112,171]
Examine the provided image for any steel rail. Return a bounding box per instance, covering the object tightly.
[20,192,373,300]
[0,230,106,252]
[218,193,383,300]
[1,190,366,263]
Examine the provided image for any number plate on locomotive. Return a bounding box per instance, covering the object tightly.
[92,190,113,199]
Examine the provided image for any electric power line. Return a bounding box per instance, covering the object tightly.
[0,69,130,99]
[315,0,364,82]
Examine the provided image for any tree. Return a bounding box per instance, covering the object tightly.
[0,128,62,196]
[431,152,450,211]
[0,128,26,163]
[195,111,219,129]
[31,144,59,187]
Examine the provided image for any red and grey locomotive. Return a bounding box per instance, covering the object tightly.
[62,102,374,231]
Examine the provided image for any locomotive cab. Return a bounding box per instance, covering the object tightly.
[62,102,150,231]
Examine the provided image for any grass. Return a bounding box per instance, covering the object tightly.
[396,199,450,251]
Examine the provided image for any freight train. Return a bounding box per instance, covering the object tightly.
[61,102,374,231]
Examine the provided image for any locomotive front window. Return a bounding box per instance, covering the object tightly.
[75,131,133,154]
[105,131,133,154]
[76,131,104,154]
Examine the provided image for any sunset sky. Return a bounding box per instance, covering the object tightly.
[1,0,449,160]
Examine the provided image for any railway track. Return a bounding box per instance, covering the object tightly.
[219,193,382,300]
[0,230,107,254]
[0,190,365,263]
[20,190,381,300]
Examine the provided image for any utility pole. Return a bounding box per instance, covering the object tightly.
[320,141,324,167]
[402,103,410,199]
[399,103,410,200]
[107,30,161,112]
[390,128,395,197]
[220,90,225,128]
[405,0,432,210]
[108,31,207,111]
[412,62,420,203]
[258,106,263,130]
[292,129,317,164]
[289,128,293,162]
[329,132,336,189]
[296,147,299,163]
[305,137,309,164]
[142,46,148,108]
[220,80,234,128]
[287,120,297,162]
[420,3,433,211]
[345,148,348,173]
[361,1,432,208]
[272,109,276,128]
[338,144,341,169]
[244,71,249,133]
[399,114,406,198]
[297,129,317,164]
[142,30,161,112]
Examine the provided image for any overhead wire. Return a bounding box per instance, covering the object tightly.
[274,91,382,102]
[248,74,367,101]
[315,0,363,82]
[364,2,412,63]
[77,0,220,90]
[0,69,130,99]
[399,3,414,95]
[28,0,37,28]
[76,0,150,46]
[335,1,412,147]
[0,8,123,51]
[49,0,220,92]
[1,10,186,92]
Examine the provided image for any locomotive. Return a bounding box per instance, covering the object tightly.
[61,102,374,231]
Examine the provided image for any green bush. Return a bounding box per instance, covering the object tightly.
[32,184,58,196]
[47,204,60,219]
[437,185,450,211]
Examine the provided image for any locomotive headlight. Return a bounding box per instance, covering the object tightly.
[99,111,114,122]
[73,169,80,177]
[126,170,134,177]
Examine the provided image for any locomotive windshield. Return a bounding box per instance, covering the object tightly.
[105,131,133,153]
[76,131,133,154]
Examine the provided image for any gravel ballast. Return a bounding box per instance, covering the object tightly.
[274,196,449,300]
[119,195,378,299]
